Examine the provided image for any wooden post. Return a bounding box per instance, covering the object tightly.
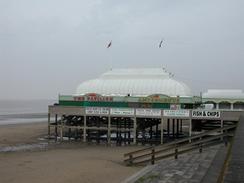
[199,143,202,153]
[175,148,178,159]
[129,154,133,166]
[68,128,71,141]
[83,115,87,142]
[133,117,137,144]
[151,147,155,165]
[172,119,175,138]
[224,136,228,146]
[160,118,164,144]
[221,119,224,140]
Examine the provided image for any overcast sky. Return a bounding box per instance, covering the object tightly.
[0,0,243,100]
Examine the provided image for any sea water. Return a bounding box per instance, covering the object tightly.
[0,99,56,125]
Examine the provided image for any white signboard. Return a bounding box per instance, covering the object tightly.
[170,104,181,110]
[136,109,161,117]
[110,108,134,116]
[192,110,220,119]
[163,110,190,117]
[85,107,109,115]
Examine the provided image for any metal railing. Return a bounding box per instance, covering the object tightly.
[124,125,236,166]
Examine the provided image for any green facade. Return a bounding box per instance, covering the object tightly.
[58,94,201,109]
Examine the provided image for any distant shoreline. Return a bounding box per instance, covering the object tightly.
[0,113,48,125]
[0,112,47,118]
[0,120,47,127]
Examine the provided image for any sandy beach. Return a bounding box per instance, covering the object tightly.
[0,122,141,183]
[0,122,47,146]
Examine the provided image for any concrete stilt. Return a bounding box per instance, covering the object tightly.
[133,117,137,144]
[128,119,131,144]
[55,114,58,142]
[160,118,164,144]
[48,113,50,139]
[176,119,179,138]
[221,119,224,140]
[83,115,87,142]
[60,118,63,141]
[108,116,111,144]
[167,119,170,137]
[180,120,183,133]
[172,119,175,138]
[189,119,192,142]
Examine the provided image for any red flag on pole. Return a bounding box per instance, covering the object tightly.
[159,39,163,48]
[107,41,112,48]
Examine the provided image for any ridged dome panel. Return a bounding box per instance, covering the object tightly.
[76,68,192,97]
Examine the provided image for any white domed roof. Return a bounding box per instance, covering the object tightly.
[76,68,192,97]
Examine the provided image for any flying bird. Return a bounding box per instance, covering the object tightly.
[107,41,112,48]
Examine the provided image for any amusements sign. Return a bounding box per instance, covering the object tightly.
[192,110,220,119]
[136,109,161,117]
[138,95,179,104]
[110,108,134,116]
[163,110,190,117]
[85,107,109,115]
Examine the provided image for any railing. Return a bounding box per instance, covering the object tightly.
[124,125,236,166]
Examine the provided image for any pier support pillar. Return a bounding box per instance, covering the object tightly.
[83,115,87,142]
[189,119,192,142]
[48,113,50,139]
[221,119,224,140]
[172,119,175,138]
[167,119,170,137]
[160,118,164,144]
[108,116,111,144]
[60,122,63,142]
[133,117,137,144]
[180,120,183,133]
[176,119,179,138]
[55,114,58,142]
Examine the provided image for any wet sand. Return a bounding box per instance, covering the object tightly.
[0,122,47,146]
[0,122,141,183]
